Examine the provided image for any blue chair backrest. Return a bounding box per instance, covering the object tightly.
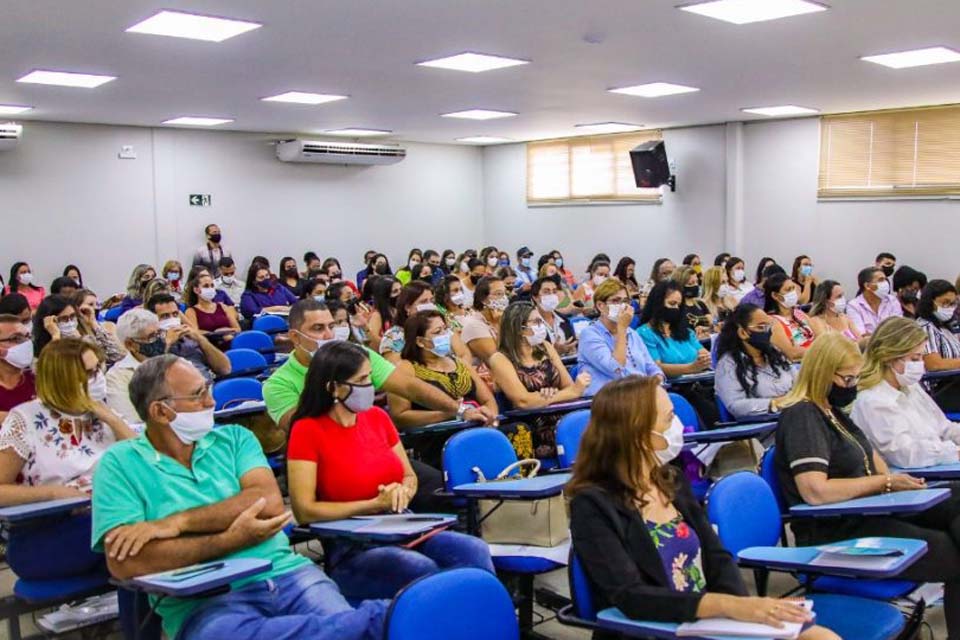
[225,348,268,377]
[442,428,518,490]
[556,409,591,468]
[230,330,276,363]
[705,471,782,555]
[759,445,788,514]
[103,306,124,323]
[253,314,289,334]
[569,553,597,621]
[711,340,735,422]
[213,378,263,411]
[668,392,701,432]
[385,568,519,640]
[567,363,580,379]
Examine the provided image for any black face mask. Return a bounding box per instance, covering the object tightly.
[683,285,700,299]
[469,275,482,286]
[881,265,895,277]
[375,264,388,275]
[257,280,272,290]
[284,268,298,278]
[828,383,858,408]
[661,307,682,324]
[208,233,221,244]
[900,290,919,304]
[747,328,773,350]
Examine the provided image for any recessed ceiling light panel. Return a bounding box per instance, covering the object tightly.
[861,46,960,69]
[162,116,234,126]
[418,52,529,73]
[126,10,261,42]
[441,109,517,120]
[17,70,115,88]
[741,105,820,116]
[324,128,393,137]
[456,136,514,144]
[574,122,644,134]
[262,91,348,105]
[678,0,828,25]
[0,105,34,115]
[610,82,700,97]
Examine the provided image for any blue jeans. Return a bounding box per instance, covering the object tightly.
[176,564,387,640]
[329,531,495,600]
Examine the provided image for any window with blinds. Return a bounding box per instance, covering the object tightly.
[526,130,664,204]
[818,105,960,198]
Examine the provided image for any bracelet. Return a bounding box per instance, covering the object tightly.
[884,475,893,494]
[456,401,468,421]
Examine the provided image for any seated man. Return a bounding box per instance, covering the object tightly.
[146,293,231,381]
[92,356,386,640]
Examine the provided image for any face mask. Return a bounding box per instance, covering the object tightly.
[158,317,181,331]
[220,275,235,285]
[895,359,925,387]
[445,257,456,267]
[747,328,773,350]
[653,416,685,465]
[199,287,217,301]
[832,297,847,314]
[800,265,813,278]
[469,275,482,286]
[498,259,509,268]
[87,372,107,402]
[487,256,499,268]
[450,291,467,307]
[692,264,702,274]
[257,279,272,290]
[166,272,181,282]
[526,323,548,347]
[138,336,166,358]
[409,261,421,270]
[313,295,327,303]
[486,296,509,312]
[539,294,560,312]
[208,233,222,244]
[427,331,453,357]
[166,406,215,444]
[881,265,895,277]
[340,382,375,414]
[732,269,746,283]
[459,261,469,274]
[593,274,606,286]
[828,383,858,409]
[606,303,625,321]
[661,307,682,324]
[683,285,700,299]
[333,326,351,342]
[295,329,334,358]
[416,302,437,313]
[375,264,389,275]
[779,290,799,309]
[900,290,919,305]
[520,257,531,268]
[3,339,33,369]
[555,258,563,269]
[59,319,80,337]
[873,280,891,298]
[936,306,957,322]
[18,273,33,285]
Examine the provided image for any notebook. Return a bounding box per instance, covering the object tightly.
[810,537,904,570]
[676,600,813,638]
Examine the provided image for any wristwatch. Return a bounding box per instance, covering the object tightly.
[456,401,468,421]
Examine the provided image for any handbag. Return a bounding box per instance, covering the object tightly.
[473,459,569,547]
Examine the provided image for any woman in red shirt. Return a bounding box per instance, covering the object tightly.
[287,341,494,600]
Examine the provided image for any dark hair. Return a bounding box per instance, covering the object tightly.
[8,262,36,293]
[918,279,957,327]
[359,276,379,304]
[146,293,177,313]
[423,250,439,262]
[62,264,83,287]
[790,255,810,282]
[325,281,352,305]
[411,262,434,283]
[714,252,731,267]
[50,276,78,295]
[0,293,29,317]
[682,254,699,266]
[640,281,690,341]
[809,280,841,317]
[856,266,882,296]
[530,276,561,298]
[716,304,792,397]
[289,298,329,332]
[754,257,776,285]
[762,272,791,315]
[537,254,553,271]
[187,265,208,283]
[436,275,462,308]
[588,260,611,276]
[613,257,638,288]
[370,253,393,276]
[303,251,320,265]
[498,301,546,366]
[589,254,610,271]
[723,256,744,281]
[440,250,456,272]
[466,257,484,273]
[300,277,329,300]
[279,256,298,277]
[218,256,235,269]
[876,252,896,263]
[400,310,446,364]
[251,256,270,270]
[472,276,502,311]
[290,341,369,424]
[394,281,433,328]
[321,258,342,277]
[204,223,218,235]
[893,266,928,292]
[33,295,73,356]
[245,263,271,292]
[406,248,423,263]
[647,258,672,283]
[370,276,399,325]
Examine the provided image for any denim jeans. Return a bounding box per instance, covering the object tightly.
[329,531,495,600]
[176,564,387,640]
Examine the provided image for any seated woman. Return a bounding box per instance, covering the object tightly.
[702,266,737,326]
[63,264,84,289]
[239,264,298,320]
[915,280,960,412]
[532,277,577,356]
[682,253,703,284]
[895,266,927,320]
[5,262,46,311]
[853,317,960,468]
[538,264,576,315]
[32,295,82,357]
[435,274,473,332]
[715,304,795,419]
[495,266,518,298]
[613,257,641,301]
[278,256,305,298]
[394,249,423,286]
[325,300,362,344]
[550,249,576,289]
[71,289,126,365]
[300,275,330,301]
[574,260,612,309]
[183,273,241,345]
[161,259,184,303]
[790,255,819,306]
[458,258,487,309]
[775,332,960,637]
[365,276,401,352]
[460,276,509,364]
[286,340,494,600]
[672,266,713,338]
[764,273,816,361]
[380,281,468,363]
[568,375,834,640]
[640,258,676,304]
[807,280,863,346]
[720,256,753,303]
[488,301,590,459]
[118,264,156,312]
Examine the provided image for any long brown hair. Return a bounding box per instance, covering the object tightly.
[566,375,677,508]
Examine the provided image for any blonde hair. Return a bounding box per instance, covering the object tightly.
[671,266,697,287]
[860,317,928,390]
[593,278,627,304]
[36,338,104,415]
[780,333,861,409]
[701,267,726,314]
[162,260,183,276]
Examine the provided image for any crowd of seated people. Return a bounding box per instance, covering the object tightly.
[8,225,960,638]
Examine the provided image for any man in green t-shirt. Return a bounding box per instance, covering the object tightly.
[92,355,386,640]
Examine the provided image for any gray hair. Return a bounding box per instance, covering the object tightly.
[117,308,159,344]
[128,354,182,422]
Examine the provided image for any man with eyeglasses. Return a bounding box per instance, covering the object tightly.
[577,279,663,396]
[0,314,36,420]
[92,355,387,640]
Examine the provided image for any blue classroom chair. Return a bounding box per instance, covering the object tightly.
[556,409,590,469]
[252,314,289,335]
[103,306,124,323]
[385,568,519,640]
[223,348,269,379]
[668,393,711,500]
[230,330,276,364]
[212,377,263,411]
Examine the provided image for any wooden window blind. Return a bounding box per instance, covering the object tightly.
[818,105,960,198]
[527,130,664,204]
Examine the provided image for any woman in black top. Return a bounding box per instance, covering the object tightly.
[775,332,960,636]
[569,375,833,640]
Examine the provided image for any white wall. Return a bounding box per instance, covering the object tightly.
[0,121,484,296]
[481,126,729,279]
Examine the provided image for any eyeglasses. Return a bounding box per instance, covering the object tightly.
[132,330,165,343]
[835,374,860,388]
[606,297,629,305]
[162,382,213,404]
[0,333,30,346]
[523,319,546,329]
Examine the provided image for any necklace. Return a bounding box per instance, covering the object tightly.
[823,408,873,476]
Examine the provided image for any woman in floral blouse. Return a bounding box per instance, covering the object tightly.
[0,338,136,505]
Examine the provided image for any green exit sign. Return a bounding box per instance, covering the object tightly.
[189,194,212,207]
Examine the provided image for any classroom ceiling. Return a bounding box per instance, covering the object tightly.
[2,0,960,144]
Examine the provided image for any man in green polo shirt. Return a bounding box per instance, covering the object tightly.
[92,355,386,640]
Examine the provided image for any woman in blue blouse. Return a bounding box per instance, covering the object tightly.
[239,264,298,320]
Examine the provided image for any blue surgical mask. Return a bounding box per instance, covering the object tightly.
[521,257,531,268]
[427,331,453,357]
[555,258,563,268]
[800,265,813,277]
[341,383,375,414]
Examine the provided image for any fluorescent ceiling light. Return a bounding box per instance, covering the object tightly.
[441,109,517,120]
[262,91,348,105]
[741,105,819,117]
[418,52,529,73]
[324,128,393,137]
[678,0,827,24]
[456,136,514,144]
[610,82,700,98]
[0,105,33,115]
[17,70,115,88]
[574,122,644,134]
[162,116,234,126]
[126,10,261,42]
[861,46,960,69]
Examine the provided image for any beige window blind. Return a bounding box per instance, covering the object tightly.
[527,130,664,204]
[818,105,960,198]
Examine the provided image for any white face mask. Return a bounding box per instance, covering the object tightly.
[526,323,548,346]
[593,274,606,287]
[220,275,235,285]
[459,261,470,274]
[874,280,891,298]
[158,317,181,331]
[487,256,499,267]
[732,269,745,283]
[832,297,847,314]
[18,272,33,285]
[450,291,467,307]
[199,287,217,301]
[895,359,925,387]
[333,326,351,342]
[486,296,509,312]
[539,294,560,312]
[59,319,80,337]
[3,338,33,369]
[415,302,437,313]
[445,257,456,267]
[779,290,799,309]
[654,416,686,465]
[295,329,334,358]
[166,406,215,444]
[87,372,107,402]
[606,303,625,321]
[935,306,957,323]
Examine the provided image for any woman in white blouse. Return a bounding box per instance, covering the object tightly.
[852,317,960,469]
[0,338,136,505]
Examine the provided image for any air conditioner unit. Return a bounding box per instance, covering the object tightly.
[276,139,406,166]
[0,123,22,151]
